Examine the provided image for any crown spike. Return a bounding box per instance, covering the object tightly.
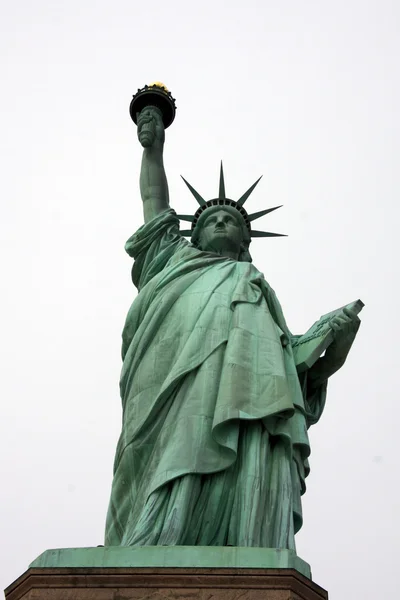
[219,161,226,199]
[181,176,206,206]
[248,205,283,222]
[251,230,287,238]
[177,214,195,222]
[237,176,263,206]
[180,229,193,237]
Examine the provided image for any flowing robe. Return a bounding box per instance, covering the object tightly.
[105,209,327,549]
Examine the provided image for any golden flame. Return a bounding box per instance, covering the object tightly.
[149,81,169,92]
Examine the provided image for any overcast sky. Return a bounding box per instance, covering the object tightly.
[0,1,399,598]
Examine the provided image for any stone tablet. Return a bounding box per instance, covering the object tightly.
[293,299,364,372]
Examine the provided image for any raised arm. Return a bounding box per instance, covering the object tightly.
[137,106,170,223]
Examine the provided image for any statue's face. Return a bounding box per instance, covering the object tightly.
[197,208,244,257]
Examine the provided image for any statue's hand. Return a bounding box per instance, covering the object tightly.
[308,308,361,388]
[137,106,165,150]
[325,307,361,367]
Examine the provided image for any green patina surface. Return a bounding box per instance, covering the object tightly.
[104,88,362,551]
[29,546,311,578]
[102,85,362,553]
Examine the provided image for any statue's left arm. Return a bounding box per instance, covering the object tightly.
[307,307,361,391]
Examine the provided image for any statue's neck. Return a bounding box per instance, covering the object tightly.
[222,250,239,260]
[208,248,239,261]
[198,240,240,261]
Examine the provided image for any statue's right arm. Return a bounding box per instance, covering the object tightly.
[140,147,170,223]
[136,106,170,224]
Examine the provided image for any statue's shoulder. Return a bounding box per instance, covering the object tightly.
[125,209,183,258]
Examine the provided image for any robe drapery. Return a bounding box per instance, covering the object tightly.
[105,209,326,549]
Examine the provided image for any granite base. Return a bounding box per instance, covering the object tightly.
[5,547,328,600]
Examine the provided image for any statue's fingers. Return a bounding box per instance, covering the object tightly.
[329,319,341,331]
[332,316,346,327]
[343,307,361,323]
[338,312,352,324]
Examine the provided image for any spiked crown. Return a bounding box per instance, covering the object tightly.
[178,163,286,241]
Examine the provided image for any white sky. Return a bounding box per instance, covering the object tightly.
[0,1,399,598]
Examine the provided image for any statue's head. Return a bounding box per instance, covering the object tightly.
[191,205,251,262]
[178,163,285,262]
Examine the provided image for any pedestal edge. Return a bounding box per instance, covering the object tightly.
[5,566,328,600]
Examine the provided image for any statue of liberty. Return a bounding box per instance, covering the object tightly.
[105,84,361,550]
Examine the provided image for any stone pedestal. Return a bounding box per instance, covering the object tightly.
[5,548,328,600]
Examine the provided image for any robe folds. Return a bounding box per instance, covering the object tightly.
[105,209,326,549]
